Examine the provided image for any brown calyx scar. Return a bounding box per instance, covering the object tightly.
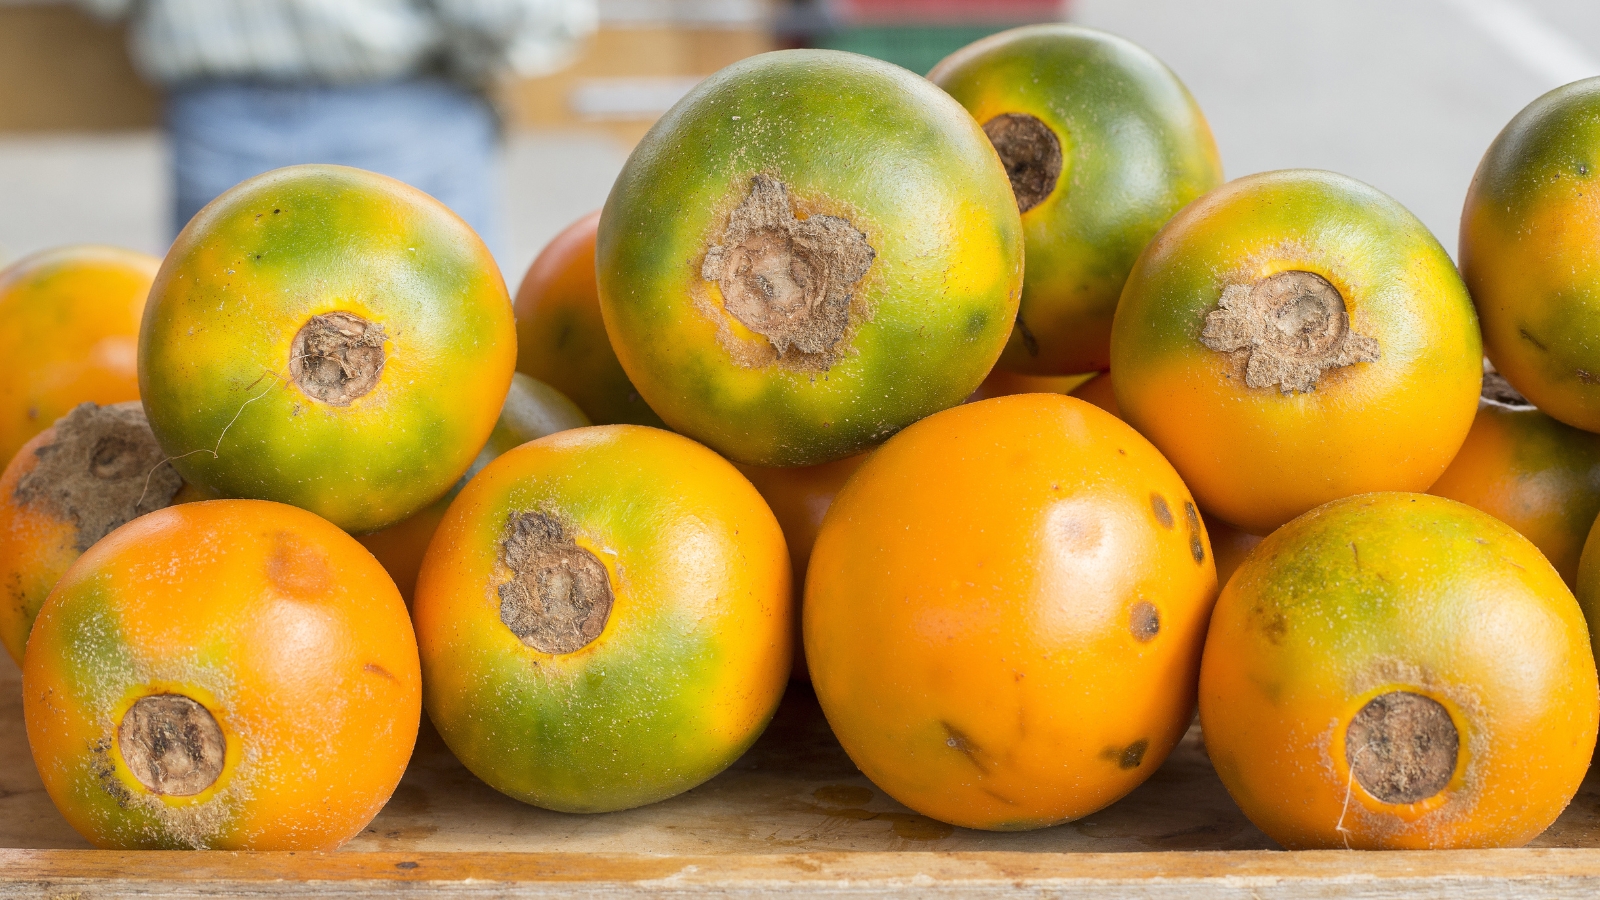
[1345,690,1459,805]
[118,694,226,796]
[14,402,183,551]
[290,311,386,406]
[701,174,875,369]
[982,112,1063,213]
[1201,270,1379,393]
[497,511,614,655]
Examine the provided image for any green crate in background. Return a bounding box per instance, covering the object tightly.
[815,25,1017,77]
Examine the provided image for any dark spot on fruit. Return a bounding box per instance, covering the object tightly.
[982,112,1064,213]
[1101,739,1149,770]
[1520,328,1548,352]
[1346,691,1459,804]
[273,208,281,214]
[1015,316,1039,357]
[364,663,397,681]
[1130,601,1160,641]
[1184,502,1205,564]
[1578,369,1600,385]
[967,309,989,336]
[1150,493,1174,529]
[942,721,988,772]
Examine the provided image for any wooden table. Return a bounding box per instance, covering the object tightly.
[3,653,1599,897]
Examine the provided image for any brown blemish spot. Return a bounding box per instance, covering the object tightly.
[700,174,875,369]
[1101,739,1149,770]
[1015,316,1040,358]
[1578,369,1600,386]
[13,402,183,552]
[1519,328,1548,352]
[266,532,333,598]
[1345,691,1459,805]
[982,112,1064,213]
[1480,360,1531,408]
[1150,493,1174,529]
[942,722,988,773]
[364,663,397,681]
[1184,501,1205,565]
[497,512,614,654]
[813,785,874,807]
[1130,601,1160,642]
[289,311,386,406]
[117,694,225,796]
[1201,270,1380,393]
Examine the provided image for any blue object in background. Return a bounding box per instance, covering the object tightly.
[165,77,501,251]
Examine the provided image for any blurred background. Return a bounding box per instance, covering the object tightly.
[0,0,1596,282]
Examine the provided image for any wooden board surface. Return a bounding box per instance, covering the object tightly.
[5,652,1600,895]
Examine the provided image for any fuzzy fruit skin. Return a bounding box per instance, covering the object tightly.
[357,373,589,605]
[1430,396,1600,587]
[413,425,791,813]
[930,25,1223,376]
[22,500,421,850]
[1461,78,1600,432]
[805,394,1217,831]
[1201,492,1597,850]
[597,49,1024,467]
[736,452,866,681]
[513,212,665,427]
[138,164,516,534]
[0,246,158,465]
[1111,170,1482,534]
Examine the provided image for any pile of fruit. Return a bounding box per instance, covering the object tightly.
[5,24,1600,853]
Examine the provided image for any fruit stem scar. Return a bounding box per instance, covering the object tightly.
[1200,270,1379,393]
[701,174,875,367]
[289,312,386,406]
[117,694,226,796]
[497,511,614,654]
[982,112,1063,213]
[1344,690,1459,805]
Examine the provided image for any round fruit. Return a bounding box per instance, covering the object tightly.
[138,164,516,534]
[513,212,664,427]
[414,425,791,812]
[930,24,1224,376]
[0,245,159,465]
[736,452,866,680]
[1430,369,1600,586]
[1200,492,1597,850]
[1111,170,1482,534]
[22,500,421,850]
[358,373,589,604]
[1461,78,1600,432]
[598,50,1024,467]
[0,402,201,665]
[805,394,1217,830]
[1574,514,1600,671]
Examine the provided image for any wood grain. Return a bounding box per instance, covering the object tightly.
[5,650,1600,895]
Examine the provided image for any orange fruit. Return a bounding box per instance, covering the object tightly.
[413,425,791,812]
[930,24,1224,375]
[0,402,207,665]
[1201,492,1597,849]
[1461,77,1600,432]
[22,499,420,850]
[805,394,1217,830]
[0,246,158,465]
[597,50,1023,466]
[138,164,516,534]
[1430,369,1600,586]
[1111,169,1482,534]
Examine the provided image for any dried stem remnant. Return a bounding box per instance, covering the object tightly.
[1345,691,1459,805]
[14,402,183,551]
[497,512,614,654]
[1201,270,1379,393]
[701,175,875,366]
[118,694,226,796]
[982,112,1063,213]
[289,312,386,406]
